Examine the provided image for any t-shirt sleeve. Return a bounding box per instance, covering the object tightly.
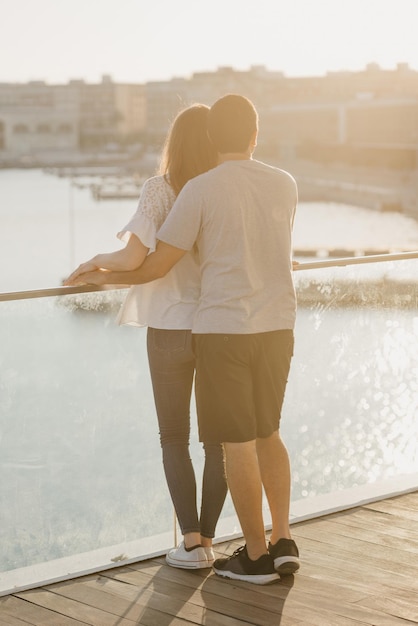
[157,183,202,251]
[117,177,174,252]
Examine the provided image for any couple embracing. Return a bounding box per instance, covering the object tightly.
[66,94,300,585]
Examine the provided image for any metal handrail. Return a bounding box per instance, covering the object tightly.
[293,249,418,271]
[1,250,417,303]
[0,284,111,302]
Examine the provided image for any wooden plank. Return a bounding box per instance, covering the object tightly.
[0,594,86,626]
[297,517,418,553]
[327,507,418,540]
[125,556,300,620]
[392,492,418,506]
[2,492,417,626]
[229,526,418,620]
[0,614,40,626]
[280,588,417,626]
[14,588,137,626]
[130,550,367,607]
[297,553,418,598]
[293,523,418,573]
[100,566,300,626]
[296,543,417,585]
[363,497,418,522]
[125,549,416,626]
[217,536,404,596]
[257,576,415,626]
[138,565,364,626]
[44,575,203,626]
[359,594,418,623]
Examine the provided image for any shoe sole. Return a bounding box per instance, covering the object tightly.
[273,556,300,575]
[166,556,212,569]
[213,567,279,585]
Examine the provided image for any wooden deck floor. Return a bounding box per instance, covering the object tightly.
[1,491,417,625]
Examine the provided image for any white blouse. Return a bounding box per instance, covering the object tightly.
[116,175,200,329]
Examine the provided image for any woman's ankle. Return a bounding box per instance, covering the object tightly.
[183,532,202,549]
[200,536,212,548]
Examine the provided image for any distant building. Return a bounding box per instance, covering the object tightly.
[114,82,146,142]
[0,81,78,157]
[261,96,418,169]
[0,63,418,173]
[67,76,147,149]
[0,75,147,158]
[144,66,286,146]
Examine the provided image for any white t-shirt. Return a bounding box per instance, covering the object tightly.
[158,159,297,334]
[116,175,200,329]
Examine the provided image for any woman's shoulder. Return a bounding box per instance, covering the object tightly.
[142,174,175,196]
[138,174,176,222]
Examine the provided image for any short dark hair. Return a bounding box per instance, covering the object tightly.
[208,94,258,154]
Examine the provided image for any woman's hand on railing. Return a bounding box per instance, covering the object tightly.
[64,267,111,286]
[64,261,101,285]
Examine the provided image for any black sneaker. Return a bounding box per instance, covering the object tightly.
[213,545,279,585]
[268,538,300,575]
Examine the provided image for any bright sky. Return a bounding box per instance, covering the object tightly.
[1,0,418,84]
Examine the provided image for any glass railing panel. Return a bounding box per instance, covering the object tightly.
[287,255,418,504]
[0,254,417,594]
[0,290,184,584]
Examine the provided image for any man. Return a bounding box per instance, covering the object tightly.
[69,94,300,585]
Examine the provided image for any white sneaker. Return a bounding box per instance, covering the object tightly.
[166,542,211,569]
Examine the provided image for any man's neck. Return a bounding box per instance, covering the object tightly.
[218,152,252,163]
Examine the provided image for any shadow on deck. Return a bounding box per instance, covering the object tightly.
[1,491,417,625]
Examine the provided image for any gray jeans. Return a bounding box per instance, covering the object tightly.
[146,327,227,538]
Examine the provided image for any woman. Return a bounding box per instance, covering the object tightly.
[65,104,227,569]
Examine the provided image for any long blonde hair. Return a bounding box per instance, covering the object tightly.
[159,104,217,196]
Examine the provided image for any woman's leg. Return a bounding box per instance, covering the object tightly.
[200,442,228,543]
[147,328,200,536]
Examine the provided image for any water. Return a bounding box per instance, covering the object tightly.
[3,167,418,292]
[1,168,136,292]
[1,168,418,572]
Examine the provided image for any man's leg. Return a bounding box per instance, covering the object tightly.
[257,430,300,575]
[223,440,267,560]
[194,334,279,583]
[256,430,291,542]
